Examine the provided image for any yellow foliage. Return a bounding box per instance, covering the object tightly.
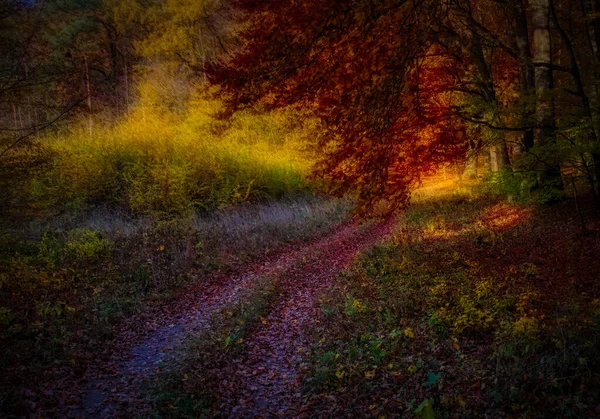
[137,0,238,67]
[512,315,539,335]
[352,298,365,313]
[32,89,318,215]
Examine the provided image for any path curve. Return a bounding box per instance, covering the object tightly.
[75,217,395,417]
[216,217,395,417]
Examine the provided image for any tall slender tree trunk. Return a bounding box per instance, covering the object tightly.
[581,0,600,202]
[124,55,130,113]
[489,139,510,172]
[493,124,511,170]
[584,0,600,61]
[550,0,600,206]
[84,55,93,138]
[591,153,600,199]
[109,40,118,80]
[514,0,535,156]
[12,103,19,129]
[531,0,563,193]
[469,28,510,171]
[490,146,500,172]
[531,0,555,146]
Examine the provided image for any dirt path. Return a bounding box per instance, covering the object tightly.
[217,217,395,417]
[76,217,395,417]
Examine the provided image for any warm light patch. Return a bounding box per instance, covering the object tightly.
[480,204,530,231]
[410,176,474,204]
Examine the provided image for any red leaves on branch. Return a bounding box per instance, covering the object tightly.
[210,0,470,212]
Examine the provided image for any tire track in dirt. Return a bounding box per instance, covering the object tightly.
[75,218,393,417]
[217,217,396,417]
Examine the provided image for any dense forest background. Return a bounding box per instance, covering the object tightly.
[0,0,325,219]
[2,0,600,417]
[4,0,600,212]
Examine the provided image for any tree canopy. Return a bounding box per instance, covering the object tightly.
[3,0,600,210]
[209,0,600,210]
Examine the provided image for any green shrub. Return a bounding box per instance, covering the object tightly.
[0,307,13,327]
[66,229,111,261]
[486,169,566,205]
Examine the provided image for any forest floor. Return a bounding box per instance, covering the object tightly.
[5,182,600,418]
[69,216,395,417]
[299,186,600,418]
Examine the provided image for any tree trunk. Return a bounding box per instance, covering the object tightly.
[531,0,555,147]
[581,0,600,203]
[531,0,563,193]
[490,146,499,172]
[84,55,93,138]
[469,28,511,171]
[586,0,600,61]
[550,0,600,206]
[498,141,510,169]
[513,0,535,155]
[593,152,600,201]
[124,54,130,113]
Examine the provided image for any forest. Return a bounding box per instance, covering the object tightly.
[1,0,600,417]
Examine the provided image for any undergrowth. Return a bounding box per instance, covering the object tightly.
[0,195,350,415]
[6,94,319,219]
[304,186,600,418]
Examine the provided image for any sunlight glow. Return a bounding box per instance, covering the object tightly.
[480,203,531,231]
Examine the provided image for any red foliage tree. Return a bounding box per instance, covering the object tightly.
[209,0,471,212]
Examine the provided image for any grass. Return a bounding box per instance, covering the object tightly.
[0,84,343,415]
[0,194,351,416]
[303,180,600,418]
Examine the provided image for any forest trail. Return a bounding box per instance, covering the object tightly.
[76,216,395,417]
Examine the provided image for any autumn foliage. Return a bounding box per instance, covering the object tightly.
[2,0,600,417]
[207,0,600,210]
[210,0,471,211]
